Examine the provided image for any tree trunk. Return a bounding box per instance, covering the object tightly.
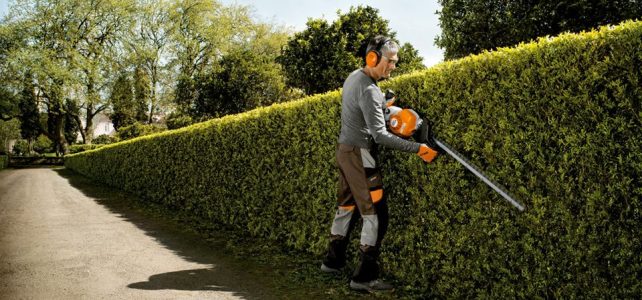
[74,114,87,144]
[85,101,94,144]
[148,66,157,124]
[84,75,97,144]
[55,113,68,155]
[48,85,69,155]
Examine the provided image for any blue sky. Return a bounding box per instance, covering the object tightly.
[220,0,444,66]
[0,0,444,66]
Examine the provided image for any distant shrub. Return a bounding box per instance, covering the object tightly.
[93,134,118,145]
[165,113,193,130]
[0,155,7,170]
[68,144,104,154]
[33,134,53,154]
[117,122,166,141]
[12,140,29,156]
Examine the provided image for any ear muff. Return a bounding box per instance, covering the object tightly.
[366,51,379,68]
[365,37,391,68]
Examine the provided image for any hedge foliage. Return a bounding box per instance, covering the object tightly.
[0,155,7,170]
[68,144,104,154]
[66,20,642,298]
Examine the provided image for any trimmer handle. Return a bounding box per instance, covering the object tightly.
[414,118,442,153]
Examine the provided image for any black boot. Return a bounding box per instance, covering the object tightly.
[321,236,348,273]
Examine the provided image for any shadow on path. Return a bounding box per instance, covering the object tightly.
[128,268,241,291]
[54,168,279,300]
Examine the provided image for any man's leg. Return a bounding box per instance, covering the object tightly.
[322,145,362,271]
[351,167,389,283]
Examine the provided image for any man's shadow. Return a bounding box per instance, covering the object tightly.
[128,268,242,291]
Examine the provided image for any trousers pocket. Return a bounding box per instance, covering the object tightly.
[365,168,383,189]
[338,144,356,153]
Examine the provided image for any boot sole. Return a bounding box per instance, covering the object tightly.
[320,263,342,274]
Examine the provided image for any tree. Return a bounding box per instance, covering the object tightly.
[278,5,425,95]
[70,0,133,144]
[193,49,293,119]
[133,65,150,122]
[125,0,172,125]
[2,0,133,152]
[436,0,642,60]
[18,73,42,151]
[0,20,24,121]
[167,0,242,114]
[0,87,18,121]
[63,99,79,145]
[277,18,357,95]
[5,0,77,154]
[335,5,395,59]
[110,72,137,130]
[0,119,21,154]
[396,42,426,75]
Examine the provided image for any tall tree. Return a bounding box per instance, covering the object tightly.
[0,22,23,121]
[3,0,82,154]
[3,0,133,151]
[133,64,150,122]
[436,0,642,60]
[0,119,21,154]
[18,73,42,146]
[278,5,425,95]
[0,87,18,121]
[193,48,293,119]
[126,0,172,124]
[63,98,79,145]
[110,72,137,130]
[335,5,395,59]
[277,18,359,95]
[70,0,133,144]
[395,42,426,75]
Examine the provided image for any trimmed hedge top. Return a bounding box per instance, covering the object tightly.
[66,20,642,298]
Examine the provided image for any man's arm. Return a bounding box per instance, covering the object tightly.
[360,87,421,153]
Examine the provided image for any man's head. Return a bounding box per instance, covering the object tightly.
[364,35,398,80]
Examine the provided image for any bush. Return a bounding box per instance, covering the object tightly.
[66,21,642,298]
[33,134,53,154]
[0,155,7,170]
[117,122,166,141]
[92,134,118,145]
[12,139,29,156]
[68,144,104,154]
[165,113,193,130]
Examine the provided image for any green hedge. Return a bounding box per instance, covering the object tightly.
[66,20,642,298]
[68,144,104,154]
[0,155,7,170]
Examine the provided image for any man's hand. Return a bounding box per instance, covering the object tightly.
[417,144,438,163]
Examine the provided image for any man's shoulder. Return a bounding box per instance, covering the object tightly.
[345,69,376,89]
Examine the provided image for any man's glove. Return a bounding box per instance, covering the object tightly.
[417,144,439,163]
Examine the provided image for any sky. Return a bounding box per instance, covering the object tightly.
[0,0,445,66]
[219,0,445,66]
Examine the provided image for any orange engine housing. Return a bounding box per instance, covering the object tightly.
[386,107,421,138]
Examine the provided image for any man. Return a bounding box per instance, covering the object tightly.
[320,35,438,292]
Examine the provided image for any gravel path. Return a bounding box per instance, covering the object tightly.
[0,168,280,300]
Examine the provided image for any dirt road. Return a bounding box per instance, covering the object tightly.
[0,168,281,300]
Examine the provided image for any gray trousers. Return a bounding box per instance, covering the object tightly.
[323,144,389,282]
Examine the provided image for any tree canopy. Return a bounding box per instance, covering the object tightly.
[436,0,642,59]
[278,5,426,95]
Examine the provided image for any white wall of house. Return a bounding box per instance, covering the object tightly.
[92,112,116,137]
[76,112,116,143]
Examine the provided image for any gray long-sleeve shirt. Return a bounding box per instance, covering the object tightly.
[338,69,421,153]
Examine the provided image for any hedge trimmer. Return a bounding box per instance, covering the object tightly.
[383,90,525,212]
